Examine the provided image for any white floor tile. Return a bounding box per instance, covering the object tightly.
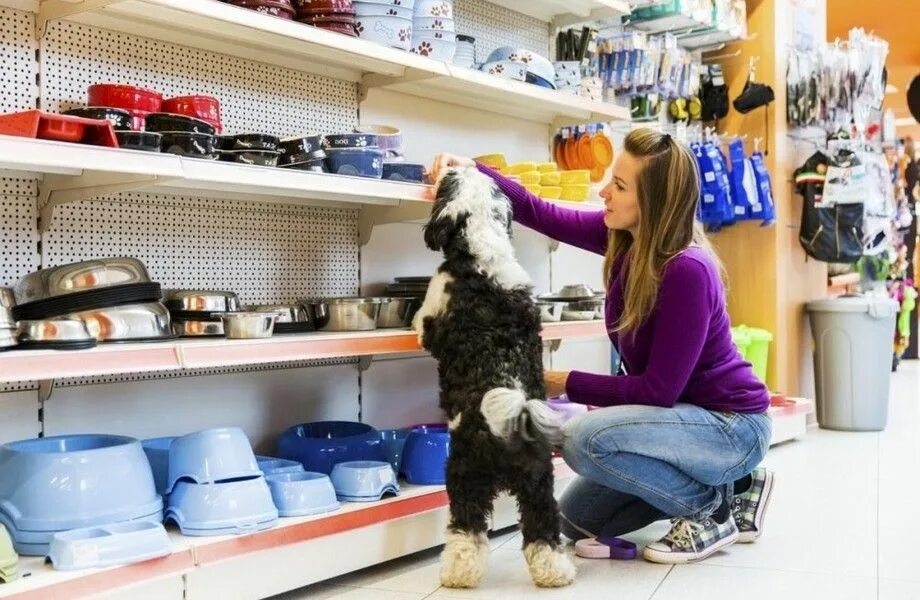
[429,546,670,600]
[651,564,876,600]
[489,528,522,550]
[322,550,443,595]
[879,578,920,600]
[272,582,430,599]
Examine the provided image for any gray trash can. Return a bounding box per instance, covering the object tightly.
[806,295,899,431]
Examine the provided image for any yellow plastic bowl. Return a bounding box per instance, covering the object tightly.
[475,154,507,169]
[559,170,591,185]
[537,162,558,173]
[509,162,538,175]
[541,186,562,199]
[519,171,541,185]
[523,183,542,196]
[540,171,561,186]
[560,184,590,201]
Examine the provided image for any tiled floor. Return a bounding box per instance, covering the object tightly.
[279,362,920,600]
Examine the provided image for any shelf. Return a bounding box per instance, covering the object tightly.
[0,321,608,383]
[33,0,630,126]
[485,0,630,28]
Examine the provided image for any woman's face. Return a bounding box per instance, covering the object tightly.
[599,151,641,233]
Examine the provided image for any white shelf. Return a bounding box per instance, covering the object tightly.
[0,320,609,383]
[487,0,631,27]
[33,0,630,126]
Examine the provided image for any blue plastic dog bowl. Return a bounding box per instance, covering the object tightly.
[165,476,278,537]
[377,429,409,474]
[256,456,306,477]
[382,163,426,183]
[325,148,385,178]
[330,461,400,502]
[0,434,163,555]
[276,421,384,475]
[266,471,340,517]
[166,427,261,493]
[401,425,450,485]
[142,436,176,495]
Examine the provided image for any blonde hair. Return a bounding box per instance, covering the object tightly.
[604,128,725,334]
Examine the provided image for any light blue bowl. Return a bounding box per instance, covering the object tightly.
[165,477,278,537]
[0,434,163,555]
[48,520,171,571]
[356,0,415,7]
[480,60,527,82]
[330,461,400,502]
[401,425,450,485]
[266,472,340,517]
[355,2,413,18]
[355,15,413,50]
[377,429,410,472]
[256,456,305,476]
[142,436,176,495]
[413,16,454,31]
[166,428,261,493]
[485,47,555,85]
[413,0,452,18]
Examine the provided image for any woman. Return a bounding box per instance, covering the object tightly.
[429,128,774,564]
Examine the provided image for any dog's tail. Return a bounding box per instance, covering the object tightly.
[480,387,563,446]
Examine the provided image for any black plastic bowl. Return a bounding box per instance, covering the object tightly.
[115,131,162,152]
[219,149,281,167]
[230,133,280,151]
[322,133,378,150]
[280,158,326,172]
[145,113,216,135]
[160,132,217,158]
[63,107,133,131]
[279,135,324,165]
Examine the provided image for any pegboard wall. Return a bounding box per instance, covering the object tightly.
[0,0,552,395]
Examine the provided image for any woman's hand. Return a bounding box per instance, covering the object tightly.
[429,153,475,184]
[544,370,571,398]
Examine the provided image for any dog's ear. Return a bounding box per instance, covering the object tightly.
[491,185,513,239]
[424,170,465,251]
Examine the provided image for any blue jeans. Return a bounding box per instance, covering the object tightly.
[559,403,771,540]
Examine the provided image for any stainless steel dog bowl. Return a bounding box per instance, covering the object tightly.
[376,298,416,329]
[309,298,383,332]
[213,312,278,339]
[67,301,173,342]
[535,300,566,323]
[539,284,600,303]
[0,287,14,329]
[18,318,93,342]
[164,290,240,313]
[14,257,150,304]
[562,299,604,321]
[171,320,224,337]
[0,329,17,350]
[246,304,311,324]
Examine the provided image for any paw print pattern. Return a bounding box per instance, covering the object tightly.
[489,64,505,75]
[429,1,451,17]
[434,31,443,39]
[417,41,433,56]
[387,8,397,15]
[432,19,443,29]
[393,0,402,5]
[398,28,410,41]
[355,22,364,33]
[355,136,368,147]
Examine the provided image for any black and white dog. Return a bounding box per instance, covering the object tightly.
[413,167,576,589]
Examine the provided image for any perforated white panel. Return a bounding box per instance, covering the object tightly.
[0,178,39,288]
[41,20,357,136]
[455,0,550,63]
[0,8,36,113]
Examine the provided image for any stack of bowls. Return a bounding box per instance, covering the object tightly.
[225,0,296,19]
[411,0,455,60]
[354,124,402,160]
[485,47,556,89]
[162,95,222,134]
[216,133,281,166]
[0,288,16,351]
[164,428,278,536]
[323,133,384,178]
[165,290,241,337]
[553,61,581,94]
[277,421,385,474]
[85,83,164,151]
[354,0,413,51]
[453,34,475,68]
[295,0,357,36]
[279,134,326,171]
[0,434,163,555]
[145,113,218,159]
[266,471,340,516]
[330,461,400,502]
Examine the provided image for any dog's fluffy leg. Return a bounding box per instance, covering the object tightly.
[523,541,576,588]
[480,387,563,445]
[440,529,489,588]
[411,270,453,345]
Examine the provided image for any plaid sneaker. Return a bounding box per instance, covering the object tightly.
[733,468,775,543]
[642,515,738,564]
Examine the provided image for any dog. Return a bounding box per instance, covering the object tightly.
[412,167,576,589]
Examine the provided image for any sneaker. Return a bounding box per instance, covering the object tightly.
[732,468,775,543]
[642,516,738,564]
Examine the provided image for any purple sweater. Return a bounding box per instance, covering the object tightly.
[478,164,770,414]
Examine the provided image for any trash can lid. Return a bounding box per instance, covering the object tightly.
[806,294,900,317]
[736,325,773,342]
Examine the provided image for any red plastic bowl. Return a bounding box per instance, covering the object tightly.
[88,84,163,113]
[161,96,222,133]
[37,118,86,143]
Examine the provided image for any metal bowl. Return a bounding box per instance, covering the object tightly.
[535,300,566,323]
[212,312,278,339]
[562,299,604,321]
[376,297,417,329]
[67,302,173,342]
[17,318,94,343]
[14,258,151,304]
[171,320,224,337]
[246,304,312,324]
[0,287,15,329]
[0,329,17,350]
[308,298,383,332]
[164,290,240,313]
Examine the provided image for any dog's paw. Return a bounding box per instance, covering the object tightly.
[440,530,489,588]
[523,541,576,588]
